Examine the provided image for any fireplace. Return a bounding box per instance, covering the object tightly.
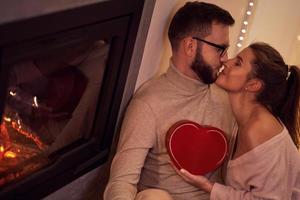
[0,0,145,198]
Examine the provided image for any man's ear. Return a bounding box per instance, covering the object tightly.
[245,78,263,92]
[183,37,197,57]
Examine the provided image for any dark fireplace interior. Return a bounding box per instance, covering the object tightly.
[0,0,146,199]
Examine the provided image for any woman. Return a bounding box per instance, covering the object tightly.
[177,42,300,199]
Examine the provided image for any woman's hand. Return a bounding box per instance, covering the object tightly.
[174,166,214,193]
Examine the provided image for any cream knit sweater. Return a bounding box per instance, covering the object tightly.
[104,63,236,200]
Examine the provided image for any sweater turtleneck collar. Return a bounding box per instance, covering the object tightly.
[166,61,209,94]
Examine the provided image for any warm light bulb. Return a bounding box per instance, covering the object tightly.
[246,11,252,15]
[243,21,248,25]
[237,43,242,47]
[239,36,244,41]
[249,2,254,6]
[241,29,246,33]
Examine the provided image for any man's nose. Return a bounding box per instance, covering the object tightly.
[220,52,228,62]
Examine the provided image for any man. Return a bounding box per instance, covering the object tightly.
[104,2,236,200]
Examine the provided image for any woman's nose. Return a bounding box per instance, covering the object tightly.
[222,59,232,70]
[224,57,234,66]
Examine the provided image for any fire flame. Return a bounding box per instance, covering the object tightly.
[0,145,17,159]
[10,121,44,150]
[0,114,46,163]
[4,151,16,158]
[0,123,11,149]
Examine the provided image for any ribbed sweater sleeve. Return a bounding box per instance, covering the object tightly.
[104,98,156,200]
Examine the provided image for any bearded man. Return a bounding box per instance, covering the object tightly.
[104,2,236,200]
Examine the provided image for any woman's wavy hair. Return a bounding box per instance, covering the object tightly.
[249,42,300,148]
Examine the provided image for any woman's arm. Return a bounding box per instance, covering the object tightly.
[178,169,214,193]
[177,167,287,200]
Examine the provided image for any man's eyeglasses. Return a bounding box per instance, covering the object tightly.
[192,37,228,57]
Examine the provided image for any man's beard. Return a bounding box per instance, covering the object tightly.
[191,48,217,84]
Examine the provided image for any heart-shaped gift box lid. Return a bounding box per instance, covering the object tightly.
[166,120,228,175]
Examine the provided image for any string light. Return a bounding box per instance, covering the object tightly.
[235,0,256,51]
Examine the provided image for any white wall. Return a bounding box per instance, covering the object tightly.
[135,0,177,90]
[243,0,300,65]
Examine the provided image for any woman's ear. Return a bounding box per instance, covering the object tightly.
[245,78,263,92]
[183,37,197,57]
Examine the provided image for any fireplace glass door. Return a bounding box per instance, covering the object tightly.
[0,0,144,198]
[0,40,109,186]
[0,40,110,187]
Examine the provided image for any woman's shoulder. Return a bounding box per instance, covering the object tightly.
[243,112,283,150]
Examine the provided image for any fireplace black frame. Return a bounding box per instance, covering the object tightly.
[0,0,145,199]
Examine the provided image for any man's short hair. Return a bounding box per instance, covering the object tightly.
[168,1,235,51]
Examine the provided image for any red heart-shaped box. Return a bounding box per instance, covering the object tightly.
[166,120,228,175]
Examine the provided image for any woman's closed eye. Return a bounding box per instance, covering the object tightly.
[233,57,242,66]
[234,61,241,66]
[233,60,241,66]
[234,55,243,66]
